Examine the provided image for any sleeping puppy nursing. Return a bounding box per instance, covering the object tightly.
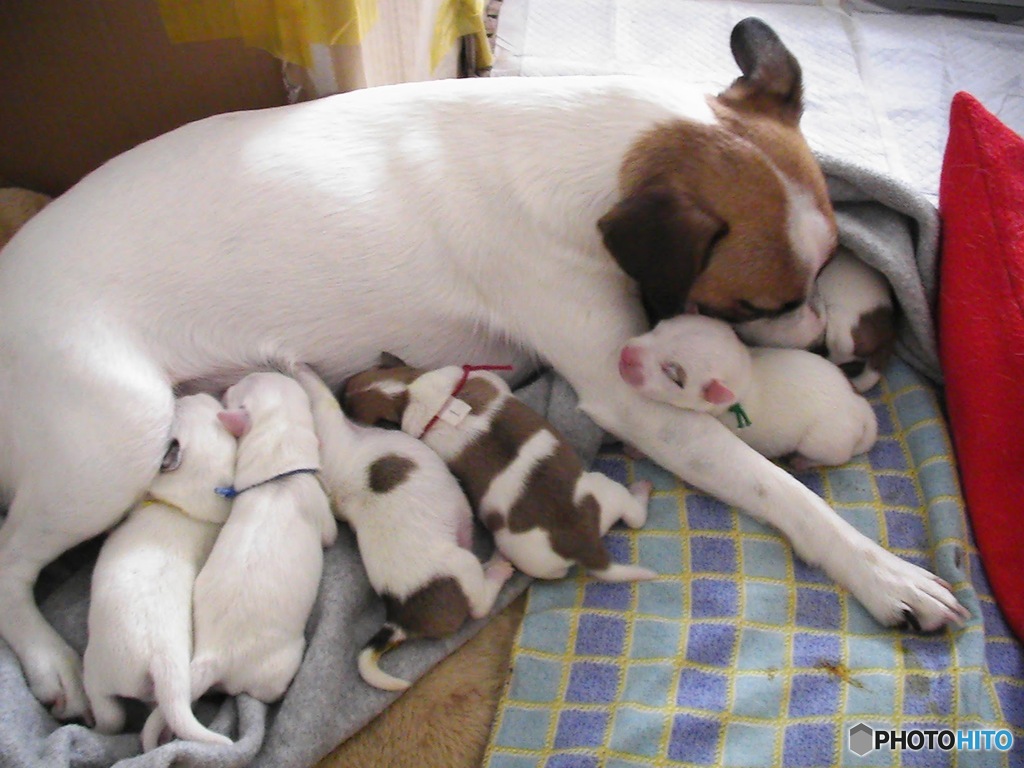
[344,357,656,583]
[142,372,336,748]
[82,394,235,746]
[620,316,877,470]
[291,363,513,691]
[0,17,967,718]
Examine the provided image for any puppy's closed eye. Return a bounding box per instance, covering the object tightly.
[661,362,687,388]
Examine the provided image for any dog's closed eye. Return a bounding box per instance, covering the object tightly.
[661,362,687,389]
[160,439,182,473]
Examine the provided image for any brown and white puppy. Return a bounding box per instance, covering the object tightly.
[291,364,512,691]
[735,247,896,392]
[344,357,656,583]
[0,17,965,718]
[815,248,896,392]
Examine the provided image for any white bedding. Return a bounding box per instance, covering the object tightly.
[492,0,1024,203]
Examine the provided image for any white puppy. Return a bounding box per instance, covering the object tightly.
[292,364,512,691]
[141,371,336,748]
[620,316,877,469]
[344,358,655,583]
[816,248,896,392]
[734,248,896,393]
[82,394,235,747]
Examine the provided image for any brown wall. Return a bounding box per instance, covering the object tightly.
[0,0,288,196]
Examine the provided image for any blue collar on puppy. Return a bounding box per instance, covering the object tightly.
[215,467,320,499]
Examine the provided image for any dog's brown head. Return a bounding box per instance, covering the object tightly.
[342,353,423,426]
[598,18,837,325]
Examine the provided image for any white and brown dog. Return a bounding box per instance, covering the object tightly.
[82,394,235,746]
[344,357,655,583]
[735,247,896,392]
[141,372,336,748]
[291,363,512,691]
[0,18,966,717]
[620,316,877,470]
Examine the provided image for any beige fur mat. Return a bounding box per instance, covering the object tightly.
[317,594,526,768]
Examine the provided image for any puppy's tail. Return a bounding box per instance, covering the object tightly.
[357,623,411,691]
[589,562,658,583]
[142,654,231,751]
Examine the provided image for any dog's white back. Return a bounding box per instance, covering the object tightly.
[82,394,234,744]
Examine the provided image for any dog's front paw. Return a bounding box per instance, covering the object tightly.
[854,551,970,632]
[22,638,90,720]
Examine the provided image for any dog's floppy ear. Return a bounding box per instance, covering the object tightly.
[720,17,803,121]
[217,408,251,438]
[599,186,725,323]
[379,352,408,369]
[159,439,182,473]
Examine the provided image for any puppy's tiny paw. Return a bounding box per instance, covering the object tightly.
[485,558,515,584]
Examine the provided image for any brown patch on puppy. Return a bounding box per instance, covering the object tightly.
[852,306,897,371]
[343,366,421,425]
[457,376,502,416]
[383,577,470,639]
[450,400,545,504]
[507,454,611,573]
[368,454,417,494]
[482,512,505,533]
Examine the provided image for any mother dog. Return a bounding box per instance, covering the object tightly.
[0,19,966,719]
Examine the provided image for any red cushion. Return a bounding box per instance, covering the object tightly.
[939,92,1024,641]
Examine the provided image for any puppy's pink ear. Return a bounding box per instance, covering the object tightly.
[702,379,735,405]
[218,408,251,438]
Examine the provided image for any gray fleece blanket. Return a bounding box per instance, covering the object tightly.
[0,153,940,768]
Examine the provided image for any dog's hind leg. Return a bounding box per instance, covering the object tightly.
[0,351,174,719]
[583,473,652,533]
[88,691,126,735]
[458,551,513,620]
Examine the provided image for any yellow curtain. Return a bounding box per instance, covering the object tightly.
[158,0,492,80]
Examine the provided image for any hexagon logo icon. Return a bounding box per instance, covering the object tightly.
[849,723,875,756]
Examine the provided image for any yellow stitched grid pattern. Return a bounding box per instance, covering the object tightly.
[484,359,1024,768]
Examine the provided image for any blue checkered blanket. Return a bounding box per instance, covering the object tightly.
[485,359,1024,767]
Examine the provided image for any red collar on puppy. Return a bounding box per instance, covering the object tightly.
[419,364,513,439]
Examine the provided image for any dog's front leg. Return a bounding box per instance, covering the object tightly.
[577,371,968,631]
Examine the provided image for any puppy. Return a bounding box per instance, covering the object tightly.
[344,357,656,583]
[82,394,235,747]
[620,316,877,470]
[141,372,336,748]
[735,248,896,392]
[815,248,896,392]
[292,363,512,691]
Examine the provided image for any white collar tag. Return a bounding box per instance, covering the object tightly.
[438,397,472,427]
